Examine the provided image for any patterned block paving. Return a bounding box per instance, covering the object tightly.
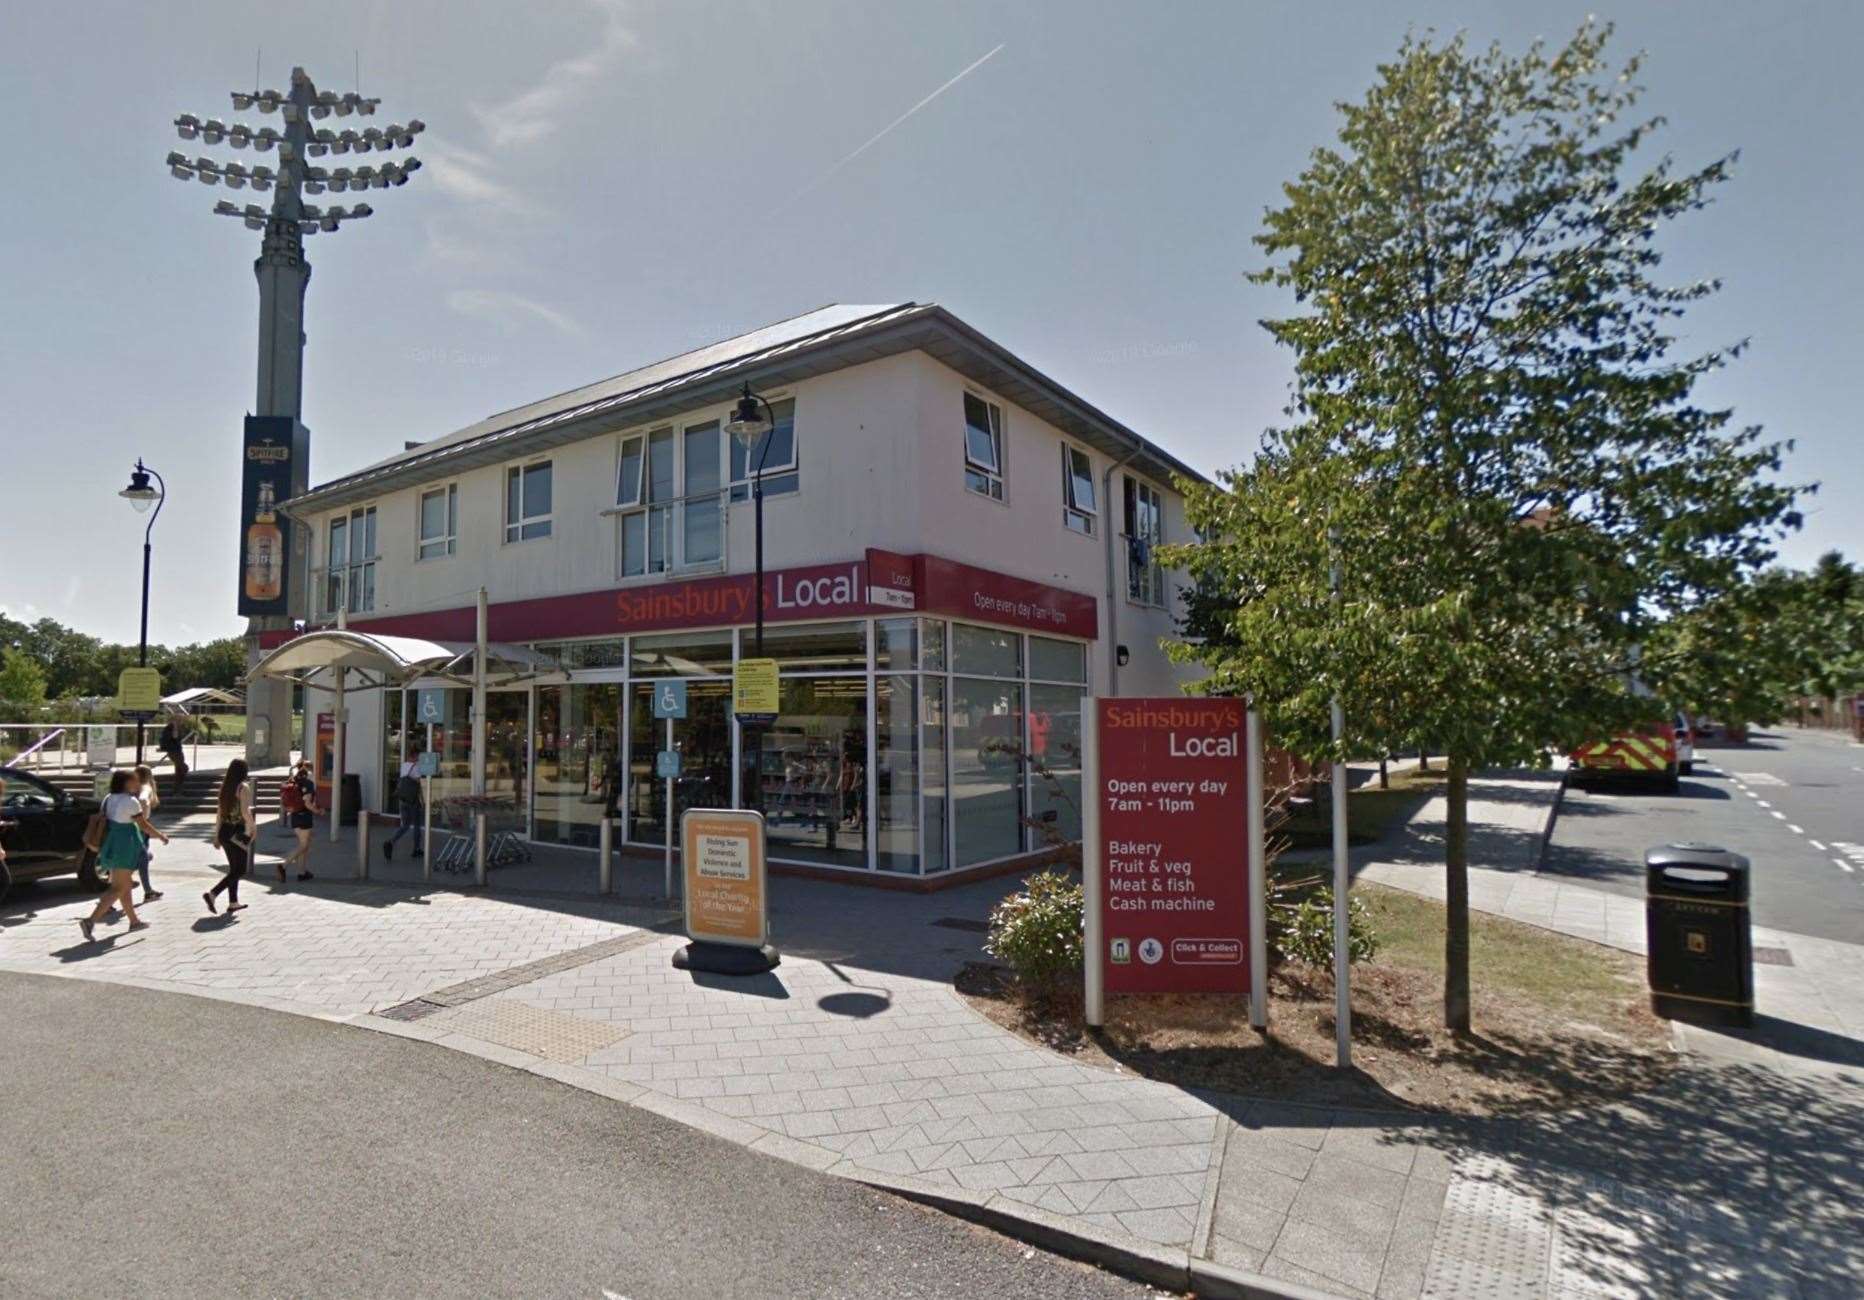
[494,931,1222,1246]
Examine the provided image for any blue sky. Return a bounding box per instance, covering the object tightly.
[3,1,1857,645]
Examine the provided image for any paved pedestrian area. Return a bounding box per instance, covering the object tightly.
[3,774,1861,1298]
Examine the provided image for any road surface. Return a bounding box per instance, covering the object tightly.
[0,971,1151,1300]
[1545,727,1864,944]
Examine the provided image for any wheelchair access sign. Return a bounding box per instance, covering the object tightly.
[653,680,687,720]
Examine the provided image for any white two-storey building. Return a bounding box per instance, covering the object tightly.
[282,302,1202,886]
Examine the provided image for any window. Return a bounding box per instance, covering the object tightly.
[504,461,552,542]
[963,393,1004,500]
[1062,444,1096,534]
[418,484,457,559]
[729,397,799,501]
[618,422,723,576]
[325,505,377,614]
[1124,476,1164,606]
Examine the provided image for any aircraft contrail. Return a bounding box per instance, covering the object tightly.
[777,43,1006,213]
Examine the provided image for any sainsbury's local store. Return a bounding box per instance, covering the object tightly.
[277,303,1202,885]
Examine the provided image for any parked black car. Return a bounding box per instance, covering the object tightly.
[0,766,105,904]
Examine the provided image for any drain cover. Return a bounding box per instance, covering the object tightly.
[932,917,990,933]
[378,999,446,1021]
[1752,946,1794,966]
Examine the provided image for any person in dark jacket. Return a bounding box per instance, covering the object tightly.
[382,743,425,861]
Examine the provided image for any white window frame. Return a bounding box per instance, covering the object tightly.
[728,394,799,502]
[611,418,728,579]
[1124,475,1165,607]
[504,459,553,544]
[417,482,457,560]
[326,504,378,615]
[962,391,1005,501]
[1061,443,1097,535]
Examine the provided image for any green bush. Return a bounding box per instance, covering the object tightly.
[985,871,1085,996]
[1273,885,1380,968]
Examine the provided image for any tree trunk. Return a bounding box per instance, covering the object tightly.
[1444,754,1471,1034]
[1379,756,1389,790]
[1418,749,1431,772]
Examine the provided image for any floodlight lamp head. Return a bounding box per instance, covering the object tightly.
[231,92,254,110]
[175,113,200,140]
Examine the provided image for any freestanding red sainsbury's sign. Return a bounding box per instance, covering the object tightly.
[1089,697,1252,1001]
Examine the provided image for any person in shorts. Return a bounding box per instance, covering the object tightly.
[279,759,318,883]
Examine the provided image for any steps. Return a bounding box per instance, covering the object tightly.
[34,767,288,821]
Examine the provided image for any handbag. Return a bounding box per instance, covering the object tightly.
[82,812,107,853]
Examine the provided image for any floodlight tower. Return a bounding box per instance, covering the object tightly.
[166,67,423,768]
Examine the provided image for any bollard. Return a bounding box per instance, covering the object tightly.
[421,779,432,883]
[357,810,370,879]
[599,817,613,895]
[474,812,487,887]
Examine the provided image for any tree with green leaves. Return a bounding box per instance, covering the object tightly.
[1649,552,1862,723]
[1165,23,1801,1032]
[0,647,49,715]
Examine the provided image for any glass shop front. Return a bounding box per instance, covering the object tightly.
[387,617,1087,878]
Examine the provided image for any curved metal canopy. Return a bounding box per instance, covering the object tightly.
[246,630,551,692]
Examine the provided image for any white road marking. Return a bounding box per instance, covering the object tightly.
[1770,810,1786,820]
[1731,771,1787,786]
[1787,824,1804,834]
[1810,840,1828,851]
[1838,859,1856,874]
[1756,799,1772,809]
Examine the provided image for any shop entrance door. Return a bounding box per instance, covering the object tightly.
[626,679,731,844]
[534,682,623,847]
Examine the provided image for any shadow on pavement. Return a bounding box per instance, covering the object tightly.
[1419,1064,1863,1296]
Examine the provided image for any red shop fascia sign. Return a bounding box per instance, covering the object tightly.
[261,549,1099,649]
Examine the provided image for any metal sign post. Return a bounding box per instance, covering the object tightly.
[653,681,688,901]
[1083,704,1104,1028]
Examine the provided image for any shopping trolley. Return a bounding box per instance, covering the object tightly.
[431,794,532,874]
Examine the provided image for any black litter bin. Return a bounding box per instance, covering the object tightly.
[340,773,362,827]
[1646,843,1752,1027]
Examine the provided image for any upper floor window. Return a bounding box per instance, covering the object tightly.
[418,483,457,559]
[505,461,552,542]
[963,393,1004,500]
[326,505,377,614]
[729,397,798,501]
[616,421,723,576]
[1062,444,1097,535]
[1124,476,1164,606]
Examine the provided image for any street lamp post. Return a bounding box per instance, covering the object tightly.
[725,383,778,812]
[119,460,167,766]
[724,383,779,656]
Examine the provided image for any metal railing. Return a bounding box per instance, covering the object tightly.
[608,489,729,577]
[0,723,211,773]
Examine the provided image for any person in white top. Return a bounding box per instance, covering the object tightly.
[80,770,170,942]
[132,762,164,902]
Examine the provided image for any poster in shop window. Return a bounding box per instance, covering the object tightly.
[1096,698,1251,995]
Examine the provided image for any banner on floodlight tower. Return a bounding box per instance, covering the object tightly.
[238,414,299,617]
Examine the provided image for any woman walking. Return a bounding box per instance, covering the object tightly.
[80,770,169,942]
[205,760,256,916]
[280,758,317,882]
[133,763,164,903]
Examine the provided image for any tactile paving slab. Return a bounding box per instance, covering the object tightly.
[1422,1172,1553,1299]
[426,997,629,1063]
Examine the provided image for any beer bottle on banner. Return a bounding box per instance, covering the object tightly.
[245,479,284,602]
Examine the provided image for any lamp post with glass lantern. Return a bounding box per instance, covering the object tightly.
[724,383,778,656]
[118,461,166,765]
[724,383,778,816]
